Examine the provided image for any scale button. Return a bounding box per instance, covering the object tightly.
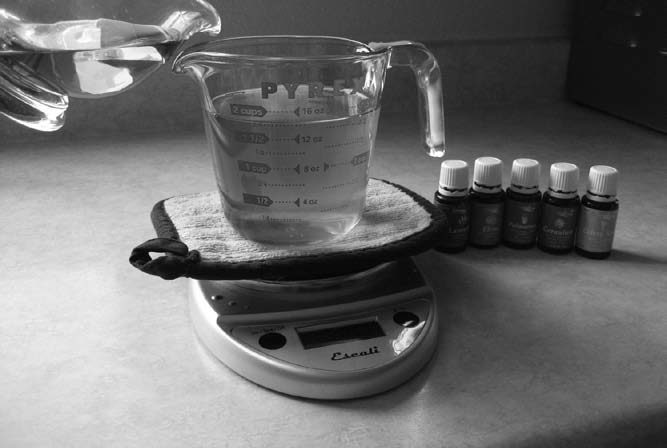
[393,311,420,328]
[258,332,287,350]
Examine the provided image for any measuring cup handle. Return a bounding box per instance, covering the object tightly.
[368,41,445,157]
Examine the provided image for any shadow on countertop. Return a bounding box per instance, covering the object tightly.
[607,249,667,266]
[496,405,667,448]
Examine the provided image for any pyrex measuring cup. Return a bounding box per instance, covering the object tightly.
[173,36,445,245]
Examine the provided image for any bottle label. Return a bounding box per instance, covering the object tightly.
[576,207,618,253]
[503,198,539,245]
[437,201,470,249]
[469,201,503,246]
[539,203,578,250]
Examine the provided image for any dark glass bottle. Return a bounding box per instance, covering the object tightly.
[433,160,470,253]
[575,166,619,259]
[538,162,580,254]
[503,188,542,249]
[538,192,580,254]
[468,157,505,248]
[502,158,541,249]
[434,191,470,253]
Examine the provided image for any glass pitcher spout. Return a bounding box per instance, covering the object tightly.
[369,41,445,157]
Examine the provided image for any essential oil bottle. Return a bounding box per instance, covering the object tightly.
[434,160,471,253]
[575,165,619,259]
[468,157,505,248]
[502,158,541,249]
[538,162,580,254]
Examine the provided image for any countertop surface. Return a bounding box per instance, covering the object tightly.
[1,103,666,447]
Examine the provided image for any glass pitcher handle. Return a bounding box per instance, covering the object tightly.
[369,41,445,157]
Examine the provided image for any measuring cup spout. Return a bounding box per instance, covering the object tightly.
[172,48,218,111]
[172,49,207,76]
[369,41,445,157]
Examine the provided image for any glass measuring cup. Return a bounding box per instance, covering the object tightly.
[173,36,445,245]
[0,0,220,131]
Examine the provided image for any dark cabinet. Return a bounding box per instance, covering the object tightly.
[567,0,667,132]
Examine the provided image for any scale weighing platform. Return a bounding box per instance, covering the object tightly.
[189,257,438,399]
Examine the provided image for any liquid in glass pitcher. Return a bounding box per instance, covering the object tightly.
[173,36,445,245]
[0,0,221,131]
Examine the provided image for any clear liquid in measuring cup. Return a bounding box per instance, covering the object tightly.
[206,88,380,245]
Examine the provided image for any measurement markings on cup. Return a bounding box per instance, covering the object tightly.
[235,131,269,144]
[262,215,304,223]
[261,182,306,188]
[254,149,306,157]
[294,106,327,117]
[249,133,324,143]
[229,103,330,119]
[324,136,366,150]
[238,160,271,174]
[322,178,363,191]
[245,133,324,145]
[322,182,347,191]
[243,193,273,207]
[271,163,331,175]
[317,151,369,173]
[319,204,351,213]
[294,134,323,144]
[351,151,370,166]
[275,198,319,207]
[243,194,320,208]
[230,104,267,117]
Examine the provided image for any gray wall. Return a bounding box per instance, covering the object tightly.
[2,0,574,140]
[218,0,572,41]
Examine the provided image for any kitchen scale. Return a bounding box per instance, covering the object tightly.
[129,180,447,399]
[188,257,438,400]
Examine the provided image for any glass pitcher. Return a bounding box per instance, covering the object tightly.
[0,0,221,131]
[173,35,445,245]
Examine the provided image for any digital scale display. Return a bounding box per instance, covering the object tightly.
[296,320,386,349]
